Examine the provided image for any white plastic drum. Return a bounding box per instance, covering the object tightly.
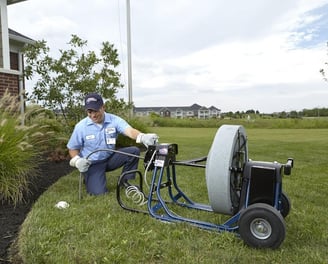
[206,125,248,215]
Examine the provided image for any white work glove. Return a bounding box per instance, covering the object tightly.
[136,133,159,147]
[69,155,91,172]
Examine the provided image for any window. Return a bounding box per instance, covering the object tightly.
[10,52,19,70]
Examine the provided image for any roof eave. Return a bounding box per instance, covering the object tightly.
[9,33,35,45]
[7,0,27,6]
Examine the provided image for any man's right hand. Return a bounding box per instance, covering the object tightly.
[69,156,91,172]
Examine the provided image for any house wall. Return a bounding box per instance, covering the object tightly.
[0,51,20,96]
[0,1,27,99]
[0,0,10,70]
[0,17,3,68]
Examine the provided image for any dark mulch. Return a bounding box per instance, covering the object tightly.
[0,160,73,263]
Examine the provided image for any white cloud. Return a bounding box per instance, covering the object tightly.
[7,0,328,113]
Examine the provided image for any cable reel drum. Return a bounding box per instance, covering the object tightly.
[206,125,248,215]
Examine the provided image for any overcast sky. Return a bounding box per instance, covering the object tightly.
[8,0,328,113]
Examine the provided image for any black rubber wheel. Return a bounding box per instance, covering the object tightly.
[238,203,286,249]
[280,192,291,218]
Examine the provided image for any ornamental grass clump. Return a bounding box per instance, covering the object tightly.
[0,91,53,205]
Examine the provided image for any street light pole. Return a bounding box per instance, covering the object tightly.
[126,0,133,117]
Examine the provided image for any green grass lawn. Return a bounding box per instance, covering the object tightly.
[15,128,328,263]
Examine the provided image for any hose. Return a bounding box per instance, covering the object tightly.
[79,148,154,202]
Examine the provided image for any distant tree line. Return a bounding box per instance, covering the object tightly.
[222,108,328,119]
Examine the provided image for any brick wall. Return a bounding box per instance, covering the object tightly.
[0,72,19,95]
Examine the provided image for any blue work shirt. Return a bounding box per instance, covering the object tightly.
[67,112,131,161]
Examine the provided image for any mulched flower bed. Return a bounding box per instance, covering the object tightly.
[0,159,73,263]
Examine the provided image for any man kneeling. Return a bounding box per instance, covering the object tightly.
[67,93,158,195]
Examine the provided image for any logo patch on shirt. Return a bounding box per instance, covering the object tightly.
[105,127,116,134]
[86,134,95,140]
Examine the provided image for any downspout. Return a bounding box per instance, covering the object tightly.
[18,51,24,125]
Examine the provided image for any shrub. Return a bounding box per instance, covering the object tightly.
[149,116,328,129]
[0,92,59,205]
[24,105,70,161]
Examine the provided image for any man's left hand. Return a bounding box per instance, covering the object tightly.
[136,133,159,147]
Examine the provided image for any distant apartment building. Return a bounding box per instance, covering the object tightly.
[134,103,221,119]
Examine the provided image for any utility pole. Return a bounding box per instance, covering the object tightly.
[126,0,133,117]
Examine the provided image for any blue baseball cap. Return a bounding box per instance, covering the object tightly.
[84,93,104,111]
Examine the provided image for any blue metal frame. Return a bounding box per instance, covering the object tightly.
[146,155,240,233]
[114,144,292,237]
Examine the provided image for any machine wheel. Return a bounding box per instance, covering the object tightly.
[206,125,248,215]
[238,203,286,249]
[280,192,291,218]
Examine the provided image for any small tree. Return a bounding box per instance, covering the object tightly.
[23,34,131,127]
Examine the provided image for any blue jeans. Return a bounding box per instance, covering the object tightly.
[84,146,140,195]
